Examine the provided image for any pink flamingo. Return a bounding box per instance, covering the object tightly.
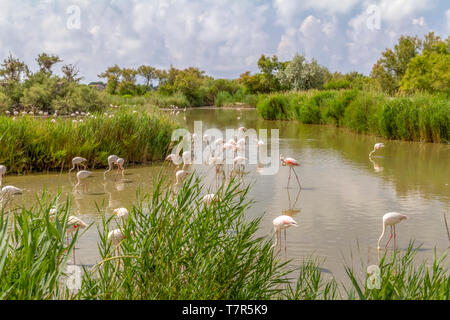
[369,143,385,158]
[377,212,408,250]
[271,215,298,254]
[280,154,301,188]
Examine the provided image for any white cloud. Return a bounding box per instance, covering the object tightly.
[412,16,427,27]
[0,0,446,82]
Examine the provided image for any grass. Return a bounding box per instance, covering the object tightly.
[0,192,81,299]
[256,90,449,143]
[77,175,290,299]
[0,109,177,174]
[344,242,449,300]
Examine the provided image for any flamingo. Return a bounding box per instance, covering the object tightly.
[181,151,192,170]
[104,155,119,178]
[377,212,408,250]
[369,143,385,158]
[108,229,126,248]
[113,207,129,226]
[232,156,247,175]
[271,215,298,254]
[280,155,301,188]
[74,170,92,193]
[69,157,87,173]
[202,193,218,205]
[174,170,189,187]
[115,158,125,177]
[0,185,22,209]
[66,215,88,263]
[0,165,6,186]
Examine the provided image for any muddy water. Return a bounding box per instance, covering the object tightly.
[3,108,449,283]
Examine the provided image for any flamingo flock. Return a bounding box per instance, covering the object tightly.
[0,114,407,267]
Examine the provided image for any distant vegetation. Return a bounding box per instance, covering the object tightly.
[0,32,447,144]
[256,90,449,143]
[0,110,176,174]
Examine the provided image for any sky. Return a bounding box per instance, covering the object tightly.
[0,0,448,83]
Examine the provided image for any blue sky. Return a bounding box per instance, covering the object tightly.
[0,0,448,83]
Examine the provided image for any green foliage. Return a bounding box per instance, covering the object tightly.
[256,94,294,120]
[78,177,289,299]
[400,48,450,94]
[345,243,449,300]
[0,195,77,299]
[0,110,176,173]
[277,53,328,90]
[257,90,449,143]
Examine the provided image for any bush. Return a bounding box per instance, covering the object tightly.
[257,94,294,120]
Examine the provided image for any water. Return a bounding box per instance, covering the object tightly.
[3,108,449,283]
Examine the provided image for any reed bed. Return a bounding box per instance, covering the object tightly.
[0,110,176,174]
[256,90,449,143]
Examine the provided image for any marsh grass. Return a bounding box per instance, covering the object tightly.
[0,192,86,299]
[256,90,449,143]
[0,110,176,174]
[344,242,449,300]
[77,175,290,299]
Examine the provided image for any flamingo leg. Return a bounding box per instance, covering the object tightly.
[385,226,393,249]
[284,229,287,257]
[292,168,302,188]
[287,168,291,188]
[393,225,396,249]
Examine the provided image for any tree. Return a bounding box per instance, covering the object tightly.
[36,53,62,75]
[0,54,29,82]
[98,65,122,94]
[277,53,328,90]
[61,64,83,83]
[137,65,157,90]
[400,36,450,94]
[370,35,421,93]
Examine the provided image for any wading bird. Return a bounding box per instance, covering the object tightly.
[115,158,125,176]
[369,143,385,158]
[113,207,129,225]
[0,185,22,208]
[202,193,218,205]
[174,170,189,187]
[280,155,301,188]
[104,155,119,178]
[377,212,408,250]
[69,157,87,173]
[271,215,298,254]
[74,170,92,193]
[66,215,87,263]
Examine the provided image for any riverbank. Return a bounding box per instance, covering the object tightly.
[0,109,176,174]
[256,90,449,143]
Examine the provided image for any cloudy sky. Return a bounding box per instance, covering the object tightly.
[0,0,448,83]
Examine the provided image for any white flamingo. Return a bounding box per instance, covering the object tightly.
[69,157,87,173]
[377,212,408,250]
[174,170,189,187]
[369,143,385,158]
[104,155,119,178]
[74,170,92,193]
[271,215,298,254]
